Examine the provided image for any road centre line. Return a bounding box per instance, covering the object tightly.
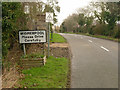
[87,39,110,52]
[100,46,109,52]
[88,40,92,43]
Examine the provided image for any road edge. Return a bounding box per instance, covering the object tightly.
[58,33,72,88]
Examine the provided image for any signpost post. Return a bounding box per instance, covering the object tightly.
[48,22,50,57]
[23,44,26,55]
[46,12,53,57]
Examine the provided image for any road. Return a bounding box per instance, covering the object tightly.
[59,33,118,88]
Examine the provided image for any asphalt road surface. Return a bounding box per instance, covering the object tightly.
[59,33,118,88]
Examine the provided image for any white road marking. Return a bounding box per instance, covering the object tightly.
[88,40,92,43]
[100,46,109,52]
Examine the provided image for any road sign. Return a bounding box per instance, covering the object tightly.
[46,12,53,57]
[46,12,53,23]
[19,30,46,44]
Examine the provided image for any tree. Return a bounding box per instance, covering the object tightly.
[43,0,60,24]
[2,2,27,57]
[76,5,94,33]
[63,14,78,32]
[92,2,120,36]
[60,21,66,33]
[60,1,119,38]
[78,14,85,26]
[106,2,119,30]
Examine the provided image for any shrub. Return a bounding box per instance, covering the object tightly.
[92,24,108,36]
[112,24,120,38]
[2,2,27,58]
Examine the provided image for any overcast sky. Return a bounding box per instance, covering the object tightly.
[56,0,93,26]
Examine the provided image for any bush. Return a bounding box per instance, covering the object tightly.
[92,24,108,36]
[112,25,120,38]
[2,2,27,58]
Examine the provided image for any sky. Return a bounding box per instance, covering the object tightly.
[56,0,93,26]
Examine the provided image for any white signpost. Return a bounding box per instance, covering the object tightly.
[19,30,46,43]
[46,12,53,57]
[19,30,46,55]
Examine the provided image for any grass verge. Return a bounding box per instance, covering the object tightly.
[50,33,67,43]
[64,32,119,42]
[16,56,69,88]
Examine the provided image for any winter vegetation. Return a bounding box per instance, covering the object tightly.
[60,2,120,40]
[2,1,60,58]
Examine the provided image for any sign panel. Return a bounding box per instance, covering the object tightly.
[19,30,46,43]
[46,12,53,23]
